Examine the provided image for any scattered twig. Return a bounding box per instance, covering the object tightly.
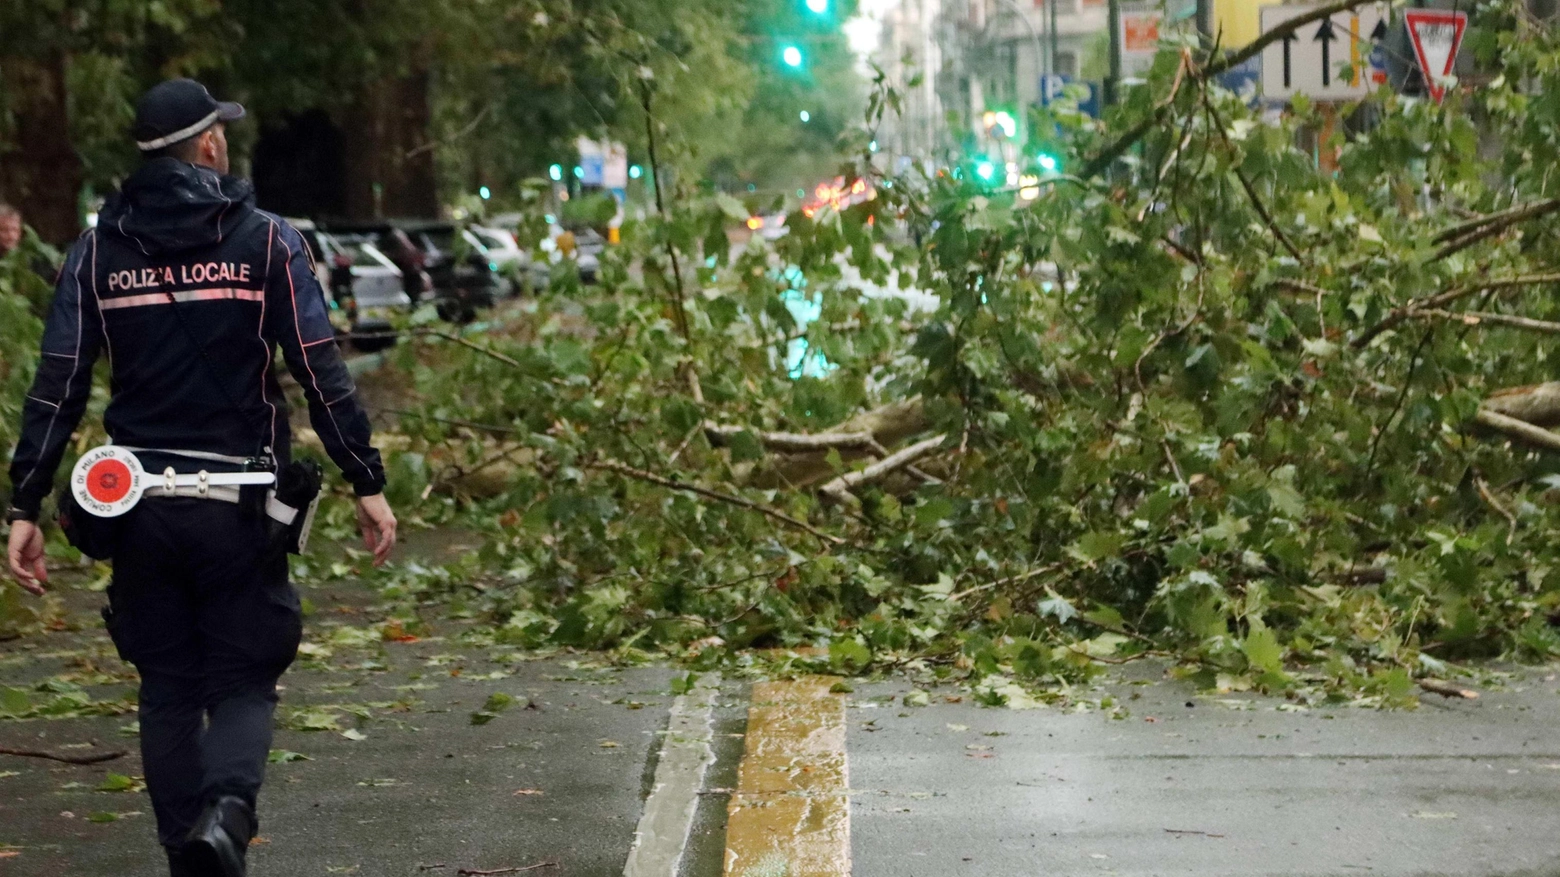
[1474,476,1518,545]
[417,329,523,369]
[588,458,845,546]
[0,746,127,765]
[1165,828,1227,838]
[456,863,558,876]
[1413,309,1560,334]
[1417,678,1479,699]
[949,562,1066,602]
[1203,90,1304,263]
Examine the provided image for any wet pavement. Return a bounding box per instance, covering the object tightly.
[5,570,1560,876]
[848,667,1560,877]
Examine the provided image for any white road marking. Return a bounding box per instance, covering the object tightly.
[623,676,720,877]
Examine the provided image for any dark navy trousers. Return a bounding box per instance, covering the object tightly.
[103,498,301,850]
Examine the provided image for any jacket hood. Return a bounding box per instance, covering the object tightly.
[99,159,256,256]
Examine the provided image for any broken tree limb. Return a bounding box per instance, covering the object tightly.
[1431,199,1560,260]
[747,398,930,489]
[1474,476,1518,544]
[1474,408,1560,453]
[1351,273,1560,348]
[703,424,883,453]
[1079,0,1380,178]
[0,746,127,765]
[1413,309,1560,335]
[1418,678,1479,699]
[587,458,845,546]
[819,434,948,505]
[1482,382,1560,428]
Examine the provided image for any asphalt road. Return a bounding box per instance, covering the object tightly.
[5,572,1560,877]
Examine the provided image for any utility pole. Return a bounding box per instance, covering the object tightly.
[1050,0,1061,77]
[1196,0,1214,48]
[1106,0,1123,106]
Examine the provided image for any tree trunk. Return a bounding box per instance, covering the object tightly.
[744,398,930,489]
[341,69,439,220]
[0,53,83,245]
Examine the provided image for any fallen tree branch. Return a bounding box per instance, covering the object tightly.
[1417,678,1479,699]
[1203,88,1304,263]
[417,329,523,369]
[1431,199,1560,260]
[1080,0,1379,178]
[0,746,127,765]
[588,459,845,546]
[1414,309,1560,334]
[819,434,948,504]
[1352,273,1560,348]
[704,424,882,453]
[1483,382,1560,427]
[1474,408,1560,453]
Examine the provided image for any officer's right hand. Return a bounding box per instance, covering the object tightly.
[356,494,397,567]
[7,520,48,596]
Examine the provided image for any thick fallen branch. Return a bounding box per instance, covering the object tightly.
[1483,382,1560,428]
[1418,678,1479,699]
[1431,199,1560,261]
[1413,309,1560,334]
[0,745,127,765]
[748,398,929,489]
[704,424,882,453]
[588,459,845,546]
[1351,273,1560,348]
[820,434,948,505]
[1474,408,1560,453]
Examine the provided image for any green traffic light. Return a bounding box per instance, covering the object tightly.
[782,45,803,68]
[806,0,829,13]
[1038,154,1059,173]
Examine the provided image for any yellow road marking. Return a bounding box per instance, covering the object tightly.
[723,676,850,877]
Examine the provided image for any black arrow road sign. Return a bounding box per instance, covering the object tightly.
[1314,18,1338,86]
[1279,31,1298,87]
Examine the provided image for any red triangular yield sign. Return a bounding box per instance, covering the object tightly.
[1404,9,1467,102]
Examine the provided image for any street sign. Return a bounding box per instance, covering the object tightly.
[1404,9,1467,102]
[1039,74,1101,118]
[1120,12,1162,77]
[1260,3,1389,101]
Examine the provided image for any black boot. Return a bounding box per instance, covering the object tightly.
[182,795,256,877]
[167,846,197,877]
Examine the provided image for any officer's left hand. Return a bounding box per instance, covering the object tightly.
[6,520,48,595]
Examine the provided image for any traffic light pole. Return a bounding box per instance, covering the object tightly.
[1106,0,1122,106]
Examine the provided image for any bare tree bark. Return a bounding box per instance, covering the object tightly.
[820,434,948,506]
[1482,383,1560,428]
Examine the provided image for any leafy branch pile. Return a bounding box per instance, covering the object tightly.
[339,0,1560,704]
[9,1,1560,705]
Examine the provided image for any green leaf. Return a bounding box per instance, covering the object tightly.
[267,750,312,764]
[1242,624,1284,675]
[96,773,137,792]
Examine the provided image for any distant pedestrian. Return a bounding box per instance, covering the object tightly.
[0,203,21,257]
[4,78,398,877]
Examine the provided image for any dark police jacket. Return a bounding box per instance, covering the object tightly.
[7,159,385,517]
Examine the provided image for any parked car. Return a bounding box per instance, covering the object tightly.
[290,219,412,351]
[325,220,502,323]
[470,225,543,295]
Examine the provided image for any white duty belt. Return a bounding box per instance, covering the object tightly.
[70,445,293,523]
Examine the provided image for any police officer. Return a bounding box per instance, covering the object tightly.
[4,79,397,877]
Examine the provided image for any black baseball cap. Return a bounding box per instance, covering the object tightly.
[132,79,244,152]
